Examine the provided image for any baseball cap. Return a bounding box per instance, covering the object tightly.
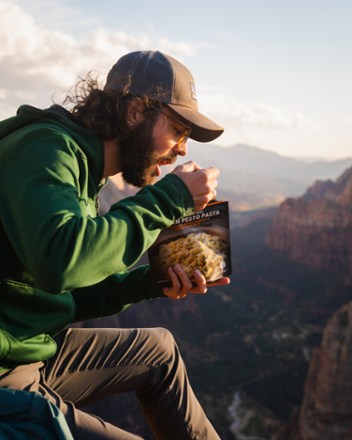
[104,50,224,143]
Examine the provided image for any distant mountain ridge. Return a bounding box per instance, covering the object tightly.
[107,143,352,212]
[188,142,352,181]
[188,144,352,209]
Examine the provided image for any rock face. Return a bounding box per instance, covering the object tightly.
[266,167,352,285]
[278,302,352,440]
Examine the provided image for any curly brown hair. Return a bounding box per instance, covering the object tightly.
[62,72,163,140]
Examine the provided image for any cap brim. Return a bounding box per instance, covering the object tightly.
[168,104,224,143]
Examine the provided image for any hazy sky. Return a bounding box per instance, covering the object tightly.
[1,0,351,160]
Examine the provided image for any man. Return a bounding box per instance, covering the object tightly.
[0,50,230,439]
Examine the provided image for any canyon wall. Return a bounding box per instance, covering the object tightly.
[266,167,352,285]
[276,302,352,440]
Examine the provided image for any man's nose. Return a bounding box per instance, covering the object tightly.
[175,142,187,156]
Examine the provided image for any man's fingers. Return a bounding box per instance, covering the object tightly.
[173,160,201,173]
[174,264,193,292]
[163,265,192,300]
[206,277,231,287]
[193,193,216,212]
[204,166,220,180]
[163,267,181,299]
[189,270,207,294]
[163,268,230,300]
[170,163,220,212]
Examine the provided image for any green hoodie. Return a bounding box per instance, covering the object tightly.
[0,105,194,373]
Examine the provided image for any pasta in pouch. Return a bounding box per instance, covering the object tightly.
[148,200,232,287]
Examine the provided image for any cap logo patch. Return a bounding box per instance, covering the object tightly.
[190,82,197,102]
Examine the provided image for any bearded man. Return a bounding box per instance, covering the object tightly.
[0,50,230,439]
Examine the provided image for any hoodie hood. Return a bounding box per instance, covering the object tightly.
[0,105,104,186]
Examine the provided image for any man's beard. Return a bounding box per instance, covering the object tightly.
[118,116,177,187]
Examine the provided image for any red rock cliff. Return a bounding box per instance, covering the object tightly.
[276,302,352,440]
[266,167,352,285]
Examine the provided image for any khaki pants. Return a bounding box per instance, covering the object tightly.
[0,327,220,440]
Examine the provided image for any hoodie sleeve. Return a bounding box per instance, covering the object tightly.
[71,265,164,322]
[0,125,194,294]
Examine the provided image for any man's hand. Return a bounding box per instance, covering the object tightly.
[171,161,219,212]
[163,264,231,300]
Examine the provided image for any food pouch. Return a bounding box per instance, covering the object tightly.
[148,200,232,287]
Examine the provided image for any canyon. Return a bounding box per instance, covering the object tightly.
[80,156,352,439]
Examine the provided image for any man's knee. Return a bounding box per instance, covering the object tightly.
[146,327,181,366]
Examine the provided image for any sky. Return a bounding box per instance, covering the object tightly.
[1,0,351,160]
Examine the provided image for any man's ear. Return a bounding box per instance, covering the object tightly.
[126,97,145,128]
